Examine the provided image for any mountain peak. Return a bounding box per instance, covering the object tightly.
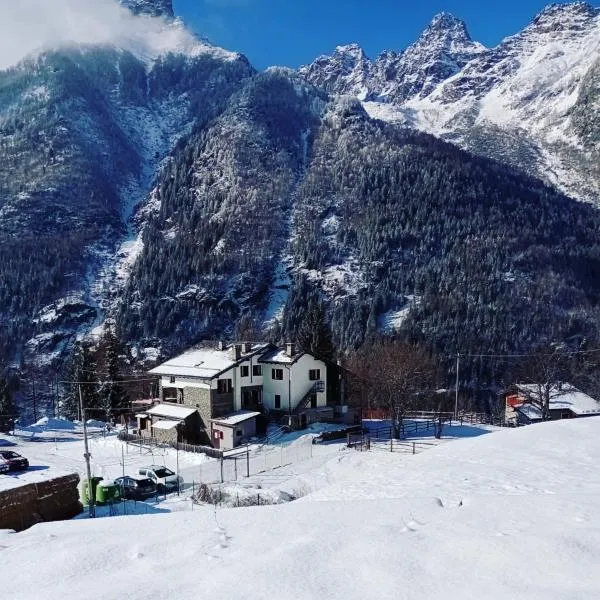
[421,12,473,44]
[334,44,368,60]
[530,2,598,30]
[119,0,175,19]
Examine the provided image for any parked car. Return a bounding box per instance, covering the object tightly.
[0,450,29,471]
[138,465,182,492]
[0,459,9,474]
[114,476,157,500]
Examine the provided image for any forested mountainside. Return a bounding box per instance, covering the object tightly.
[300,3,600,203]
[117,93,600,373]
[0,29,253,368]
[117,69,327,348]
[2,0,600,413]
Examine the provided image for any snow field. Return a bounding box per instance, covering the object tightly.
[1,418,600,599]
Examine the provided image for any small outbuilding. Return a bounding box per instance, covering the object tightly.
[136,403,202,445]
[210,411,260,450]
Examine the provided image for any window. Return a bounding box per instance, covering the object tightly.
[274,394,281,409]
[252,365,262,377]
[309,369,321,381]
[272,368,283,380]
[169,376,176,384]
[240,365,249,378]
[217,379,233,394]
[236,429,243,437]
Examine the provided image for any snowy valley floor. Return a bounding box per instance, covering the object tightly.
[2,418,600,599]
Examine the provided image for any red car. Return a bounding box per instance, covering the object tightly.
[0,450,29,471]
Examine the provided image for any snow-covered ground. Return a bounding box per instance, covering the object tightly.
[2,418,600,598]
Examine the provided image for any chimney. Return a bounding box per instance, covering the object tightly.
[285,343,296,357]
[217,340,226,351]
[230,344,242,361]
[242,342,253,354]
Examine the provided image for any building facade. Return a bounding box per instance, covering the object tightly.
[139,342,330,449]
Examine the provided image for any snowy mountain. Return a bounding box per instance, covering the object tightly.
[299,12,485,103]
[4,0,600,418]
[301,2,600,202]
[0,0,254,379]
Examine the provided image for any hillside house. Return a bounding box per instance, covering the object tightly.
[505,383,600,425]
[138,342,330,449]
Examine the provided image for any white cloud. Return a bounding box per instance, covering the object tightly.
[0,0,231,70]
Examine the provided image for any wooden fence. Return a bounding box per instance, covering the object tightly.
[118,432,224,459]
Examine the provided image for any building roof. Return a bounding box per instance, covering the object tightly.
[514,384,600,417]
[259,348,305,365]
[149,343,271,379]
[211,411,261,427]
[151,419,181,431]
[145,404,197,420]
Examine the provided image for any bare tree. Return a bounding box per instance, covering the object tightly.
[348,340,438,438]
[512,345,572,421]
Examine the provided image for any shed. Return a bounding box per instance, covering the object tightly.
[137,403,201,445]
[210,411,260,450]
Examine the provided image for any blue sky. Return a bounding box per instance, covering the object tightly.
[173,1,587,69]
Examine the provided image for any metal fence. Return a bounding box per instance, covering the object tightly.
[182,439,315,485]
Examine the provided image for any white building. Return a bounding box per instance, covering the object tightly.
[142,342,331,449]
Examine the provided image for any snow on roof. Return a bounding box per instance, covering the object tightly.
[151,420,181,431]
[516,404,543,421]
[145,404,197,419]
[515,383,600,416]
[259,348,303,364]
[211,411,261,427]
[150,343,270,379]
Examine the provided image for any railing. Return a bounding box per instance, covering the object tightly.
[294,381,325,413]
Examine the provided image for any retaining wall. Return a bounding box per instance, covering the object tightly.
[0,473,82,532]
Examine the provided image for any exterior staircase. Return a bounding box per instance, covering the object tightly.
[293,381,325,413]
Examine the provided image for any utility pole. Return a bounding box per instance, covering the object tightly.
[454,353,460,420]
[79,383,95,518]
[54,373,59,418]
[32,379,37,423]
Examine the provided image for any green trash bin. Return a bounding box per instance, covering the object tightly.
[96,480,121,505]
[80,476,103,505]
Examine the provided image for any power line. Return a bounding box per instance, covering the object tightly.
[59,377,160,385]
[444,347,600,360]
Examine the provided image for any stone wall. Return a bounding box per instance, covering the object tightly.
[0,474,82,532]
[182,386,211,425]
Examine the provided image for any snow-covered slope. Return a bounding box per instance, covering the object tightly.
[2,419,600,599]
[303,2,600,202]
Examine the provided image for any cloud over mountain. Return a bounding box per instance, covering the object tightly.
[0,0,200,70]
